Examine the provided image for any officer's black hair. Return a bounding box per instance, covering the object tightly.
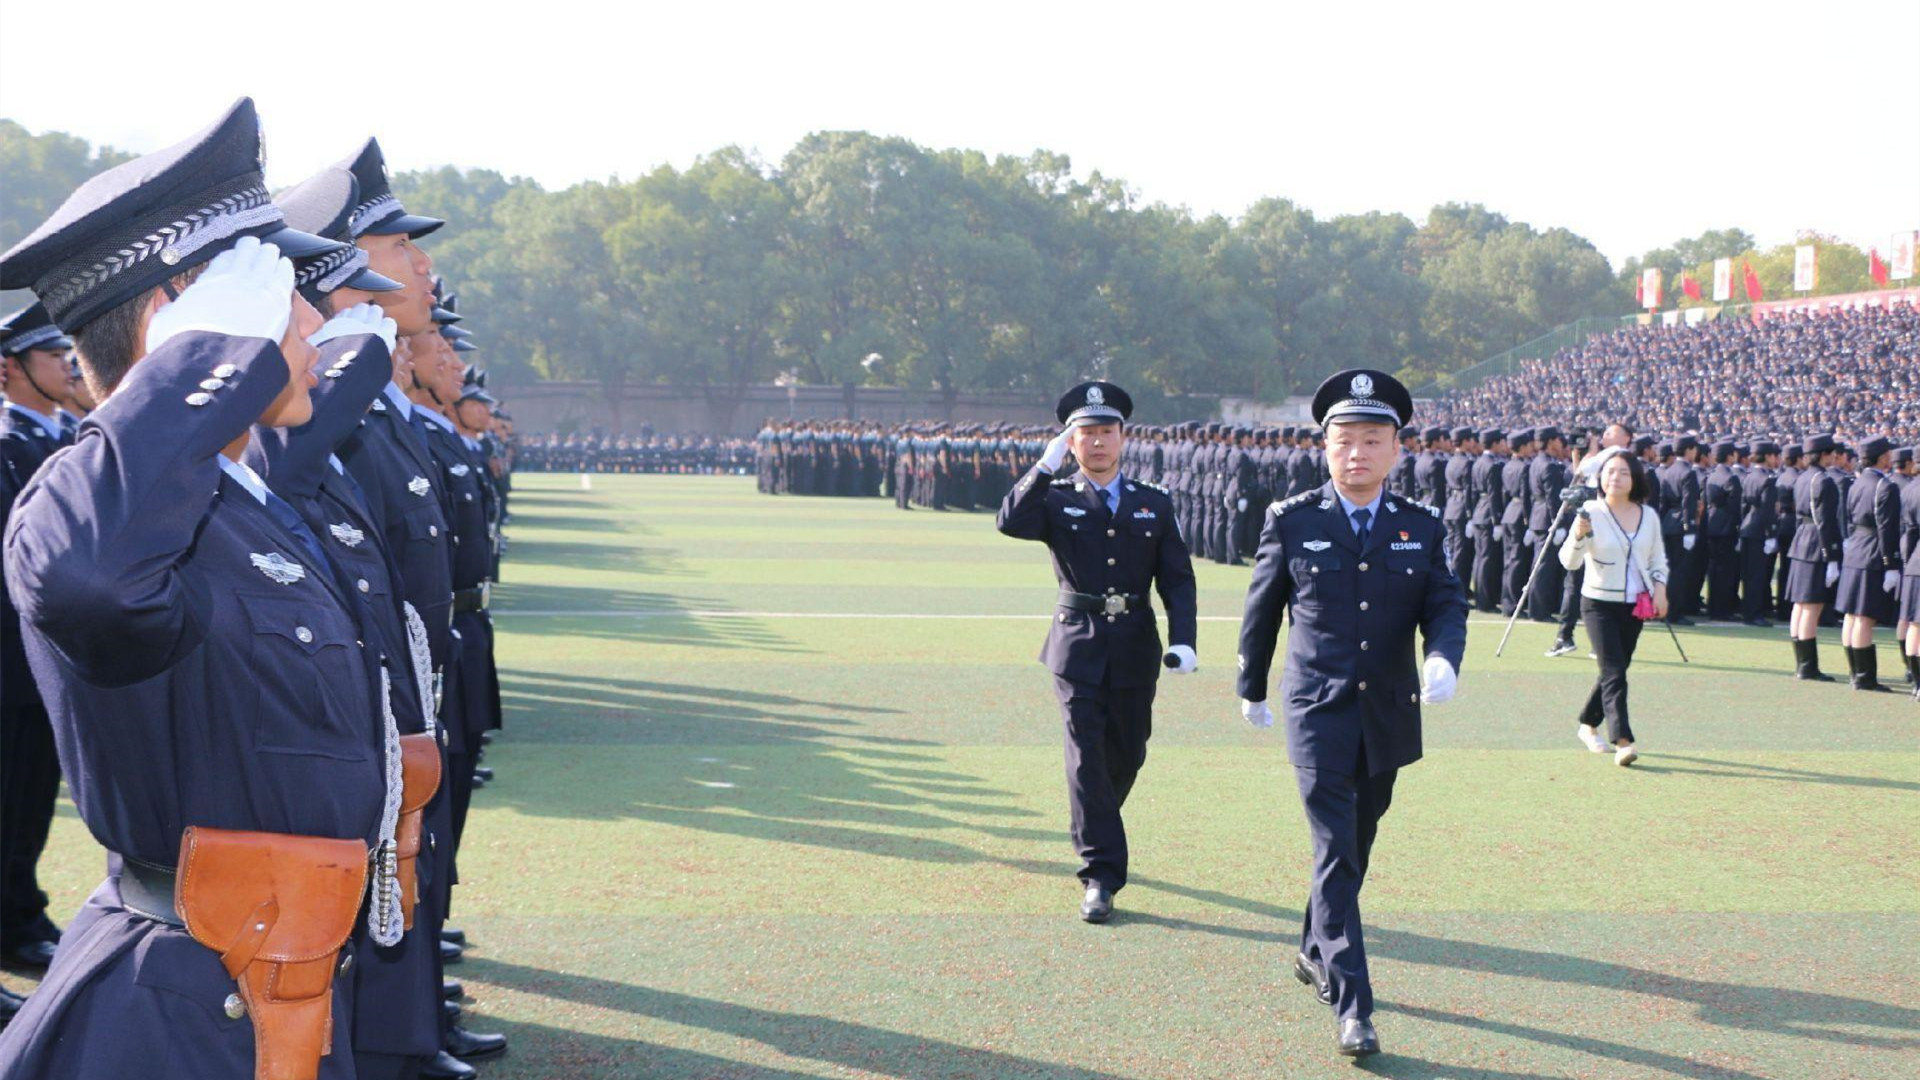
[69,265,208,398]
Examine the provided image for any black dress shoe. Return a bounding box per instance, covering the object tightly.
[443,999,462,1025]
[442,979,466,1002]
[419,1049,478,1079]
[1079,883,1113,924]
[3,940,56,971]
[1337,1017,1380,1057]
[472,767,494,782]
[446,1025,508,1061]
[440,939,464,965]
[1292,953,1332,1006]
[441,927,467,946]
[470,775,488,790]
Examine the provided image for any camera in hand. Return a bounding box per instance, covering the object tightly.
[1559,484,1598,506]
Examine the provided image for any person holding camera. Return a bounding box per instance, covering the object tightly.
[1559,450,1670,767]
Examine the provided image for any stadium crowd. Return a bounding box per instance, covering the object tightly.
[513,431,754,474]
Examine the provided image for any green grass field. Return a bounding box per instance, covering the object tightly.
[21,474,1920,1078]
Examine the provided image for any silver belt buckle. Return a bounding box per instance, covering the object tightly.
[1103,594,1128,616]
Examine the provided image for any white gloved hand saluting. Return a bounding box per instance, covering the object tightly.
[1886,569,1902,595]
[1039,428,1073,472]
[310,301,397,353]
[1825,562,1840,588]
[1764,538,1777,555]
[1163,644,1197,674]
[144,236,294,355]
[1420,655,1458,705]
[1682,534,1696,551]
[1240,699,1273,729]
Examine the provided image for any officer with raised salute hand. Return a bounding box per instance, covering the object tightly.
[1236,368,1466,1060]
[997,382,1197,926]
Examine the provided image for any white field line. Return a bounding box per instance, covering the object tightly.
[495,609,1741,630]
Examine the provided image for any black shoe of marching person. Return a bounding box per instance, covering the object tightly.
[1293,953,1332,1005]
[440,939,464,965]
[419,1050,478,1079]
[447,1026,508,1061]
[1080,882,1113,924]
[441,927,467,947]
[1337,1017,1380,1057]
[2,940,55,971]
[443,979,466,1002]
[472,767,494,783]
[1545,638,1576,658]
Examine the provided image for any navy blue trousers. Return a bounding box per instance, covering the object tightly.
[1053,673,1155,893]
[1295,749,1397,1021]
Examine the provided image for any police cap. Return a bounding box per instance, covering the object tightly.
[1055,381,1131,427]
[0,301,72,357]
[1311,369,1411,429]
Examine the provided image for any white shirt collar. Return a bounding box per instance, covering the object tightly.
[328,453,347,476]
[1334,488,1384,521]
[415,406,456,433]
[382,382,413,421]
[217,455,270,506]
[5,401,62,440]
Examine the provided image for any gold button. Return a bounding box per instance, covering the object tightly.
[1358,681,1368,691]
[1359,562,1369,571]
[1359,601,1370,611]
[224,993,247,1019]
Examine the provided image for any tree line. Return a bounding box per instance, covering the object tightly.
[3,119,1903,423]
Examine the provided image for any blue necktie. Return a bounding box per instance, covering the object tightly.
[1105,487,1119,516]
[264,490,336,581]
[1352,507,1372,548]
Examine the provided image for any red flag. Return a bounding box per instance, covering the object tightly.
[1682,273,1702,301]
[1871,249,1890,287]
[1742,260,1763,301]
[1634,276,1644,306]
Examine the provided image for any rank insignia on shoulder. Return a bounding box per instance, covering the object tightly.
[1051,477,1075,486]
[1302,540,1333,552]
[408,476,431,497]
[1269,492,1317,516]
[370,399,387,413]
[450,463,471,478]
[329,522,365,547]
[249,552,306,585]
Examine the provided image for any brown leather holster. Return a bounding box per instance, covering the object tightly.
[175,826,368,1080]
[395,733,443,929]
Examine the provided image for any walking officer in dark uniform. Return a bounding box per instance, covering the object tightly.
[1236,369,1467,1059]
[997,381,1197,925]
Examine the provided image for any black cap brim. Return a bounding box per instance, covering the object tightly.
[451,339,478,352]
[263,225,341,261]
[344,265,404,293]
[363,212,445,239]
[431,306,462,324]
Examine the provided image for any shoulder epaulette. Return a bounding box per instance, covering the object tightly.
[1133,479,1169,495]
[1051,476,1077,487]
[1269,491,1319,517]
[1397,497,1442,519]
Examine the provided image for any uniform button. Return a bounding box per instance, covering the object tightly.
[1360,641,1370,650]
[1358,681,1368,691]
[429,834,437,852]
[1106,528,1116,537]
[1358,562,1369,572]
[338,952,354,976]
[295,626,313,644]
[185,392,212,407]
[198,378,225,391]
[1057,613,1067,623]
[224,993,247,1020]
[1106,558,1115,566]
[1410,692,1419,704]
[1106,586,1116,594]
[428,526,439,537]
[1311,566,1320,574]
[1105,615,1115,623]
[1359,601,1370,611]
[212,364,238,378]
[357,578,370,593]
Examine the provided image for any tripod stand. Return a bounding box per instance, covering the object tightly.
[1494,495,1689,663]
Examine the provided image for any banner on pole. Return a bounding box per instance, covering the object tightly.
[1641,267,1663,310]
[1894,231,1917,281]
[1712,258,1732,302]
[1793,244,1818,292]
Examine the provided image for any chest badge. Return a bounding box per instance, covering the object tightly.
[330,522,365,548]
[1132,509,1156,519]
[1063,506,1087,517]
[1302,540,1332,552]
[408,476,431,497]
[249,552,306,585]
[450,463,471,478]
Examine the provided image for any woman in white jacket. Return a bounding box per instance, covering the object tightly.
[1559,450,1670,766]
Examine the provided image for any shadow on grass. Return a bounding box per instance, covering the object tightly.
[1634,753,1920,792]
[468,963,1147,1080]
[493,584,805,654]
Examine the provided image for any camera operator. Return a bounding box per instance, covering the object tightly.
[1559,451,1670,767]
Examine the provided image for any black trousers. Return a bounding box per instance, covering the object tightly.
[1296,746,1397,1021]
[1447,522,1475,605]
[1528,535,1567,621]
[1054,672,1156,892]
[1501,529,1532,615]
[1706,535,1740,619]
[1472,527,1504,612]
[1740,541,1774,621]
[1578,597,1644,745]
[1557,566,1585,640]
[0,700,61,946]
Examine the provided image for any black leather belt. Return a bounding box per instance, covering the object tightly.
[1059,591,1140,616]
[119,856,183,927]
[452,582,491,613]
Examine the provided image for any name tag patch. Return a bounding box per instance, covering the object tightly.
[1390,541,1423,551]
[1062,506,1088,517]
[1132,509,1156,519]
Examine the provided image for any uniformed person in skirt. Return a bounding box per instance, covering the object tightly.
[1835,436,1901,691]
[1235,368,1468,1059]
[996,381,1197,925]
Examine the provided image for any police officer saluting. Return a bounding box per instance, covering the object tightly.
[1235,369,1467,1059]
[997,381,1197,925]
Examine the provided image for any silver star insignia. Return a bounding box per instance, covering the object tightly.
[249,552,306,585]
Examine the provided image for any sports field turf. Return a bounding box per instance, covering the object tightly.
[22,474,1919,1078]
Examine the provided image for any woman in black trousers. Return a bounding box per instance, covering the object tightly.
[1559,451,1670,767]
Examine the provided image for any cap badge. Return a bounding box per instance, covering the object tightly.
[249,552,306,585]
[1085,386,1105,406]
[1350,373,1375,398]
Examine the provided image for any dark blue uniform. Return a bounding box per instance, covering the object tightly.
[1236,484,1467,1024]
[997,463,1196,895]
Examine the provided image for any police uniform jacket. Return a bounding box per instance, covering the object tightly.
[1788,468,1843,564]
[1737,468,1776,539]
[1415,450,1447,508]
[1470,454,1504,528]
[997,465,1196,689]
[1704,465,1741,537]
[1442,452,1473,525]
[1658,461,1701,537]
[1236,484,1468,777]
[1841,469,1901,573]
[1527,454,1568,537]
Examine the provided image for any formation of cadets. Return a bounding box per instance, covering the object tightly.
[757,416,1917,695]
[0,99,519,1080]
[515,431,753,474]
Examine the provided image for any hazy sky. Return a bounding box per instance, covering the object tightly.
[3,0,1915,266]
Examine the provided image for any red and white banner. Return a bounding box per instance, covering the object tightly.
[1793,244,1818,292]
[1640,267,1663,310]
[1894,230,1917,281]
[1749,286,1920,321]
[1712,258,1732,302]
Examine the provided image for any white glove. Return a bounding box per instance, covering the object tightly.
[1236,498,1248,512]
[144,236,294,355]
[1240,699,1273,729]
[1039,429,1072,472]
[309,301,397,352]
[1683,534,1697,551]
[1524,530,1539,546]
[1886,570,1902,595]
[1163,644,1197,674]
[1421,655,1457,705]
[1825,562,1840,588]
[1763,538,1777,555]
[1552,528,1568,544]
